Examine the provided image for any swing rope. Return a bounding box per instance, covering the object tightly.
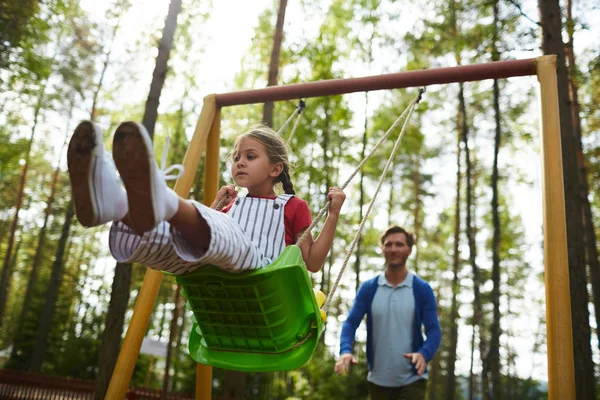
[276,99,306,140]
[285,100,305,144]
[321,91,422,313]
[295,89,424,249]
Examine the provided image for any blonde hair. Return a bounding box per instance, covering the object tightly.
[233,125,295,195]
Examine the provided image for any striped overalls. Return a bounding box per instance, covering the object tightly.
[108,194,293,275]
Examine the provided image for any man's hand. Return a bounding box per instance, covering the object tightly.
[334,353,358,375]
[403,352,426,376]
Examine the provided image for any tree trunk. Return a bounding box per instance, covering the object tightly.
[0,73,52,329]
[161,284,181,399]
[412,158,422,274]
[93,262,132,400]
[320,98,331,294]
[142,0,183,137]
[157,290,168,339]
[79,257,101,337]
[387,168,395,227]
[68,241,92,341]
[488,76,502,400]
[0,26,64,328]
[487,2,503,397]
[29,198,75,371]
[262,0,288,127]
[458,80,484,400]
[0,163,27,328]
[468,321,476,400]
[224,369,246,400]
[427,290,442,400]
[90,7,124,121]
[444,128,462,400]
[170,93,188,166]
[5,76,54,365]
[28,102,75,371]
[354,92,368,293]
[564,0,600,355]
[0,237,23,331]
[171,295,187,391]
[538,2,596,398]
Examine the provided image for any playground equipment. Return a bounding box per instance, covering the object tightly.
[174,88,421,372]
[105,55,574,400]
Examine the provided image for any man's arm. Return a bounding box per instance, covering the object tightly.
[339,282,370,355]
[417,282,441,361]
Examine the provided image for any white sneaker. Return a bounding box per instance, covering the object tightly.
[67,121,129,227]
[112,121,182,233]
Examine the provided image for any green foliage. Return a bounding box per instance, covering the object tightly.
[583,54,600,234]
[294,345,369,399]
[0,0,41,74]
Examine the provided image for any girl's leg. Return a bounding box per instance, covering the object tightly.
[168,198,211,249]
[110,202,270,274]
[119,199,211,249]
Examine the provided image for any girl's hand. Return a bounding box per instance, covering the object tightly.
[327,187,346,217]
[212,184,237,209]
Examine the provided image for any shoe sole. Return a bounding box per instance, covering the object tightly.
[67,121,101,227]
[112,122,157,233]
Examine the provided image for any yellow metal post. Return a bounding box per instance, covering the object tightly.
[536,55,575,400]
[195,111,221,400]
[105,95,217,399]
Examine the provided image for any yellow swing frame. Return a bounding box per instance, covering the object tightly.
[105,55,574,400]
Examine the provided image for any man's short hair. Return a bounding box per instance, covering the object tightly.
[380,226,415,247]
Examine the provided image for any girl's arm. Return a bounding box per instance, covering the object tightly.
[297,187,345,272]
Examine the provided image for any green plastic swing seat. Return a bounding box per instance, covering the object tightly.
[175,245,324,372]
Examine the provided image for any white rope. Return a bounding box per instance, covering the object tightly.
[213,196,227,211]
[295,90,423,248]
[276,101,304,135]
[286,102,305,144]
[322,97,420,313]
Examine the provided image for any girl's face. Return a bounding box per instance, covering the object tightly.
[232,137,282,194]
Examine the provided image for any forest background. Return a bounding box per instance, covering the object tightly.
[0,0,599,399]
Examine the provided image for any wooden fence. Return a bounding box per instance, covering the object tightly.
[0,370,194,399]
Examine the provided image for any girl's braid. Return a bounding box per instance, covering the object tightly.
[279,166,295,195]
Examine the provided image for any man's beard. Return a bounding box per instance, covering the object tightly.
[386,261,405,269]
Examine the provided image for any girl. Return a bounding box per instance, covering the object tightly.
[67,120,345,275]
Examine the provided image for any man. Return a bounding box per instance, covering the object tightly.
[334,226,441,400]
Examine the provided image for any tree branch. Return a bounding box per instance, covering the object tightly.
[505,0,542,27]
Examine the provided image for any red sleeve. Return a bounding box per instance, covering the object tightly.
[284,197,312,245]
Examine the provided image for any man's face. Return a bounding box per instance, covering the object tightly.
[381,232,412,268]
